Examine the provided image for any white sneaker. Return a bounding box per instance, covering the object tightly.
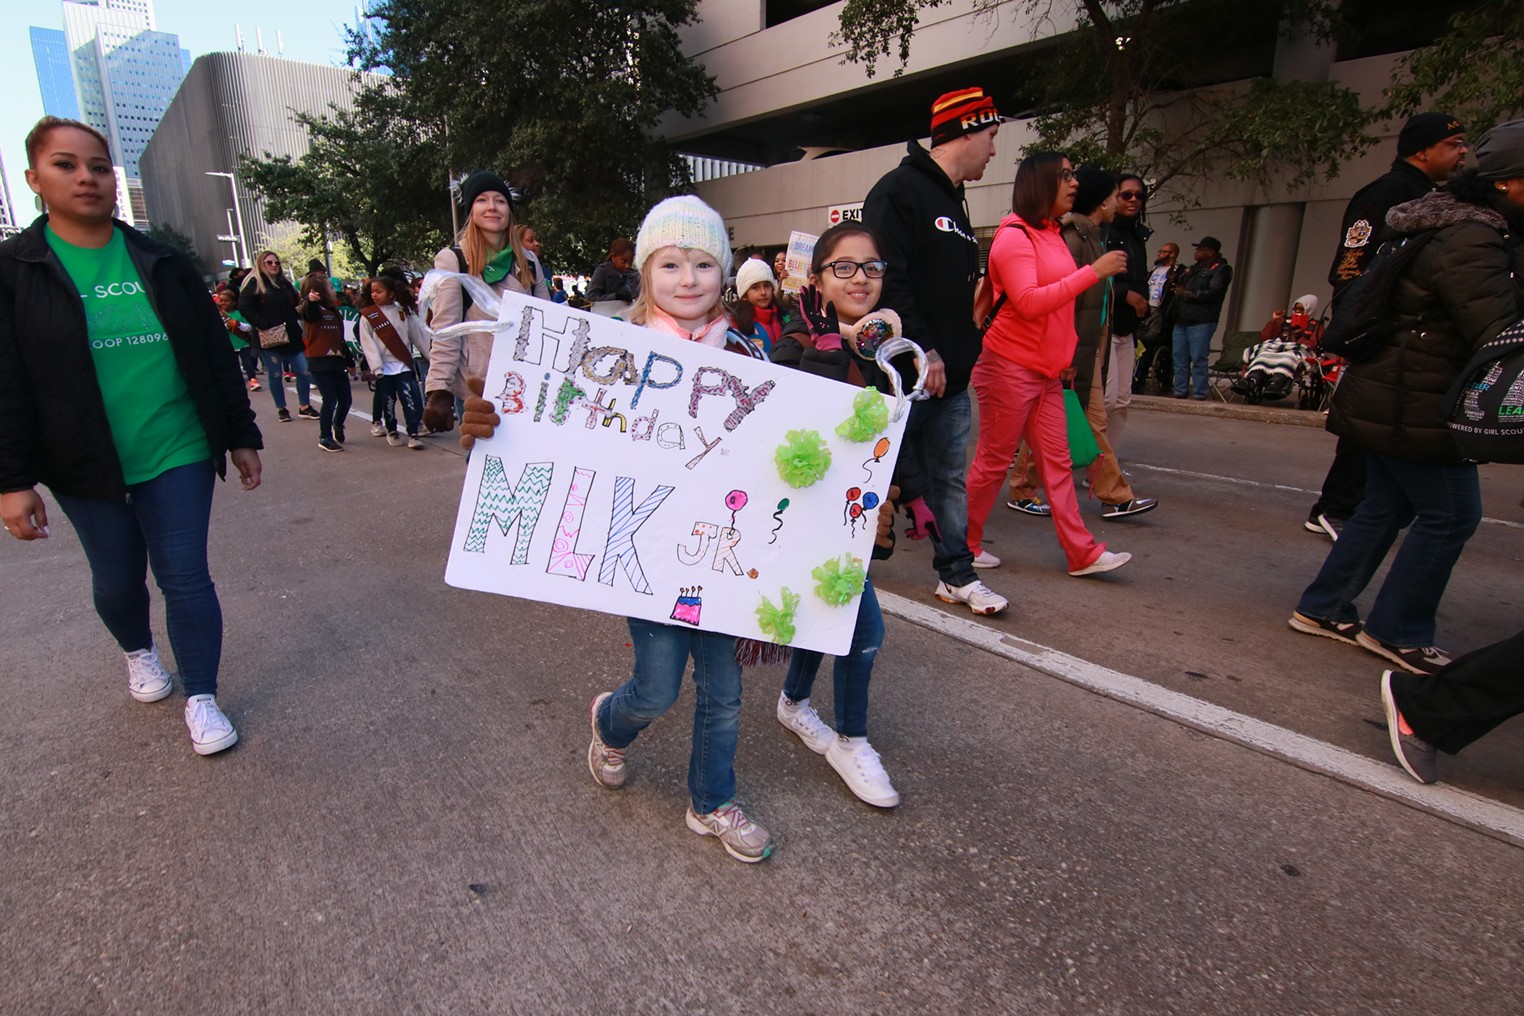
[776,693,835,754]
[125,645,173,703]
[406,435,424,450]
[370,422,385,437]
[826,736,900,808]
[972,549,1002,569]
[934,579,1008,615]
[185,694,238,755]
[1068,550,1132,577]
[386,432,403,447]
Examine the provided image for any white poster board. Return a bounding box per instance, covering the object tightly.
[780,230,817,295]
[434,286,908,656]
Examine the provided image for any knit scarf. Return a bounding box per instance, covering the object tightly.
[645,306,731,347]
[481,246,517,286]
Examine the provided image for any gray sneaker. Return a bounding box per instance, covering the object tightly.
[587,692,625,789]
[1380,671,1437,784]
[685,801,774,863]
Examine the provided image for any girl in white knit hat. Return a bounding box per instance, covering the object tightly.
[463,195,774,861]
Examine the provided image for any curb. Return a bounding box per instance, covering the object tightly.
[1131,393,1327,429]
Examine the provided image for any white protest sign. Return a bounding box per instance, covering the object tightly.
[428,283,910,656]
[781,230,817,295]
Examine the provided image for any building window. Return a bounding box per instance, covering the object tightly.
[765,1,836,28]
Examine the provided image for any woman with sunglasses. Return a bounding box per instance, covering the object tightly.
[965,153,1132,577]
[239,249,316,423]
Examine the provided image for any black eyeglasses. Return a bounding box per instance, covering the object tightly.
[1059,168,1075,181]
[820,259,888,279]
[1118,190,1144,200]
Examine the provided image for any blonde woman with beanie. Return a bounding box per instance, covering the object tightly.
[422,170,549,433]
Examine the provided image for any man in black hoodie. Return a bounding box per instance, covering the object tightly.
[1103,173,1151,453]
[863,86,1007,615]
[1305,112,1466,542]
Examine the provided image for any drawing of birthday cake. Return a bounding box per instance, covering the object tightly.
[670,587,703,625]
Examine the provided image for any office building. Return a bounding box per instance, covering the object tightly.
[669,0,1473,333]
[140,52,382,276]
[30,27,82,119]
[0,150,18,239]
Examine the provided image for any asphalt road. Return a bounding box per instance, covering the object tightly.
[2,390,1520,1014]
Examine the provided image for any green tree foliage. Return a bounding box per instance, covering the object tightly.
[1384,5,1524,127]
[240,82,451,277]
[145,222,204,274]
[349,0,716,275]
[836,0,1378,206]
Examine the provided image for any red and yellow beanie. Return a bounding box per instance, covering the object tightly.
[930,87,1002,147]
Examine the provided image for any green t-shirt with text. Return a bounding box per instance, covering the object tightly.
[46,226,211,485]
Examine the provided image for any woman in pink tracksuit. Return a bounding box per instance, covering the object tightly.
[965,153,1132,577]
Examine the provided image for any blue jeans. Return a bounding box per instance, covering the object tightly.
[597,619,743,813]
[311,371,353,441]
[783,578,883,738]
[53,461,222,697]
[375,371,423,437]
[1172,322,1215,398]
[904,390,977,587]
[1296,453,1481,648]
[258,349,312,410]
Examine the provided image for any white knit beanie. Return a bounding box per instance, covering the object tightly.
[634,195,732,274]
[735,258,775,297]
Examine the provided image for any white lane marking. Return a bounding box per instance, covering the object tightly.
[878,589,1524,850]
[1130,462,1524,530]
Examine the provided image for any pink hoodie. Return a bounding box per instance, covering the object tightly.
[982,213,1101,378]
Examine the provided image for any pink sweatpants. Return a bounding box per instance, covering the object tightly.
[966,354,1104,572]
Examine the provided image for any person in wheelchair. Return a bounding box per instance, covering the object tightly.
[1232,294,1323,403]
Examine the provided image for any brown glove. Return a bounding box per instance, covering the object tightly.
[875,485,900,555]
[423,390,455,433]
[459,376,501,451]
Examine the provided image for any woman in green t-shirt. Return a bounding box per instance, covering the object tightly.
[0,117,263,756]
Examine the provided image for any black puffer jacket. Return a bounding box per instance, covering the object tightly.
[237,270,303,352]
[0,217,262,501]
[1328,189,1524,463]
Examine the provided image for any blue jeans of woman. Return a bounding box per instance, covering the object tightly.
[597,619,742,813]
[1296,453,1481,648]
[258,349,312,410]
[1172,322,1215,398]
[53,461,222,697]
[311,371,353,442]
[783,578,883,738]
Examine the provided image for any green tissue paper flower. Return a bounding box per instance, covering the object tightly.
[836,388,889,442]
[756,587,801,645]
[812,555,866,606]
[774,429,832,488]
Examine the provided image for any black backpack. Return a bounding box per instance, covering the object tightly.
[1321,230,1437,361]
[1446,319,1524,463]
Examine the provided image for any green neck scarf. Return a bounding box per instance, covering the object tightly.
[481,246,517,286]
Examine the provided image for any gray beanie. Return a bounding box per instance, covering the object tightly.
[1473,119,1524,181]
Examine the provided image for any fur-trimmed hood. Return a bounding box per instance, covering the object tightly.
[1386,188,1508,234]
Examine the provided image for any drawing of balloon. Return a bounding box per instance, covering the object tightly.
[769,497,790,545]
[843,487,877,534]
[725,489,748,528]
[861,436,892,481]
[862,492,880,511]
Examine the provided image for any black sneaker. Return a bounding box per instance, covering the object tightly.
[296,405,320,420]
[276,408,292,423]
[1006,498,1053,516]
[1316,513,1344,541]
[1357,632,1451,677]
[1380,670,1437,784]
[1303,516,1325,534]
[334,423,346,444]
[318,438,343,453]
[1287,610,1363,647]
[1101,498,1158,519]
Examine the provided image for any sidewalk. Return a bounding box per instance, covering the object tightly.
[1131,392,1328,428]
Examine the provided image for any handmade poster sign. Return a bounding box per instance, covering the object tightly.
[780,230,817,295]
[425,280,911,656]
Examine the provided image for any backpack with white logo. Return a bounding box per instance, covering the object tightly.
[1446,319,1524,463]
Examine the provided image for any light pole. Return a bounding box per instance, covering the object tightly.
[205,171,249,268]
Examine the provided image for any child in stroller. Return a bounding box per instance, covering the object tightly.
[1231,294,1324,404]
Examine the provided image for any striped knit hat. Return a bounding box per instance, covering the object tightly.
[930,87,1002,146]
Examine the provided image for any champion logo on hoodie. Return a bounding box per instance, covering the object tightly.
[934,215,977,244]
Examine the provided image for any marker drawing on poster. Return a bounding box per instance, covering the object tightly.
[424,281,913,656]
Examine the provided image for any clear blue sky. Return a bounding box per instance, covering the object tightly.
[1,0,362,222]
